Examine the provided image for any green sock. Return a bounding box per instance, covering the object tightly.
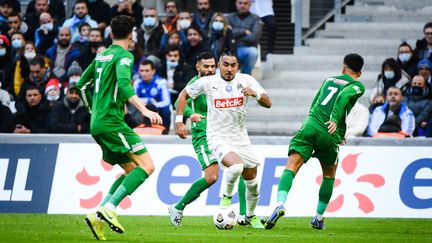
[175,178,210,210]
[238,176,246,216]
[316,177,335,215]
[277,170,295,203]
[101,175,126,206]
[109,167,149,207]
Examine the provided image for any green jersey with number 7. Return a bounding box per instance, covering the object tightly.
[76,45,136,135]
[305,74,365,143]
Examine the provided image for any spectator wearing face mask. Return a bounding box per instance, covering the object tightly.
[136,7,164,65]
[207,12,236,60]
[397,42,419,79]
[417,58,432,87]
[34,12,58,56]
[10,32,24,61]
[66,61,82,86]
[44,78,62,107]
[372,58,410,100]
[403,75,432,136]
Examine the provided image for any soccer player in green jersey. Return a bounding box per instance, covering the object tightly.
[77,15,162,240]
[264,54,365,230]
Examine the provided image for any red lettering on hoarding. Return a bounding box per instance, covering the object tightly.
[214,97,244,108]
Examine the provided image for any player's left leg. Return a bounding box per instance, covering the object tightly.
[219,151,244,207]
[237,177,247,225]
[242,166,264,229]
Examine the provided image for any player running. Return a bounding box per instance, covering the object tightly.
[77,15,162,240]
[169,51,248,226]
[264,53,365,230]
[176,49,272,229]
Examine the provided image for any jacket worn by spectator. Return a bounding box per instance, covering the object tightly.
[46,44,80,82]
[367,102,415,137]
[403,87,432,132]
[414,38,432,61]
[49,98,90,133]
[14,99,51,133]
[0,102,14,133]
[136,22,164,57]
[227,12,262,48]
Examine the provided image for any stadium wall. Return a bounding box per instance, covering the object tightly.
[0,135,431,218]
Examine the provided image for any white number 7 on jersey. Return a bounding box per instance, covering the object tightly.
[321,86,338,105]
[95,68,102,93]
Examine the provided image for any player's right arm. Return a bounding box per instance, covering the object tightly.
[76,60,96,112]
[128,95,162,125]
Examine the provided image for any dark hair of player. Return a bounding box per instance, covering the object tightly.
[343,53,364,73]
[110,15,135,40]
[219,48,238,62]
[196,51,215,63]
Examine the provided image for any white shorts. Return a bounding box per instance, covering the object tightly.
[208,140,260,169]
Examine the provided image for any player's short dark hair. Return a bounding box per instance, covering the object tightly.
[196,51,215,63]
[423,22,432,32]
[343,53,363,72]
[110,15,135,40]
[29,55,46,68]
[165,45,181,55]
[219,48,238,62]
[140,59,155,70]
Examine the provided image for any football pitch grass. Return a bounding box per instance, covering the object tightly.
[0,214,431,242]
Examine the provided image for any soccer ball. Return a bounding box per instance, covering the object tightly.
[213,207,237,230]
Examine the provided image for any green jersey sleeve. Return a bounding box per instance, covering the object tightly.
[76,60,95,111]
[116,54,135,102]
[330,81,365,123]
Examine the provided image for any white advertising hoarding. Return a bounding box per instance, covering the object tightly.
[48,143,432,218]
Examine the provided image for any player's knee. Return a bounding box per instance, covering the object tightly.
[205,173,218,185]
[244,178,258,191]
[229,163,244,176]
[142,163,155,175]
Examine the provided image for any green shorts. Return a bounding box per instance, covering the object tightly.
[192,134,217,170]
[92,128,147,165]
[288,124,339,165]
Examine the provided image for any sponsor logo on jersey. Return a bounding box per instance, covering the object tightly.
[131,142,145,152]
[226,85,233,92]
[96,54,113,62]
[214,97,243,108]
[120,58,132,66]
[333,79,349,85]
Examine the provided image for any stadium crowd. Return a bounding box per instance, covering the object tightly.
[0,0,431,138]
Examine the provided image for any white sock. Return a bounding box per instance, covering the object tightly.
[104,202,116,211]
[316,213,323,221]
[223,163,244,197]
[244,178,259,217]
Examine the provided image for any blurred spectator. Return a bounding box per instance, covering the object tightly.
[25,0,65,26]
[414,22,432,60]
[372,58,410,99]
[208,12,236,60]
[0,0,13,35]
[35,12,58,55]
[0,100,14,132]
[0,78,10,106]
[77,22,91,44]
[125,102,164,135]
[16,55,51,106]
[8,0,18,13]
[250,0,276,59]
[227,0,262,74]
[163,1,178,33]
[134,60,171,134]
[66,61,83,85]
[403,75,432,136]
[177,11,192,33]
[369,92,385,114]
[13,41,43,97]
[24,0,50,39]
[46,27,80,82]
[111,0,143,28]
[397,42,419,79]
[160,30,185,50]
[10,31,24,61]
[49,82,90,134]
[136,7,164,65]
[14,84,51,133]
[192,0,214,37]
[345,102,369,138]
[417,58,432,86]
[7,12,31,41]
[44,78,62,107]
[0,34,12,95]
[367,87,415,138]
[157,45,194,105]
[62,0,97,43]
[88,0,111,30]
[77,28,103,69]
[183,26,209,66]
